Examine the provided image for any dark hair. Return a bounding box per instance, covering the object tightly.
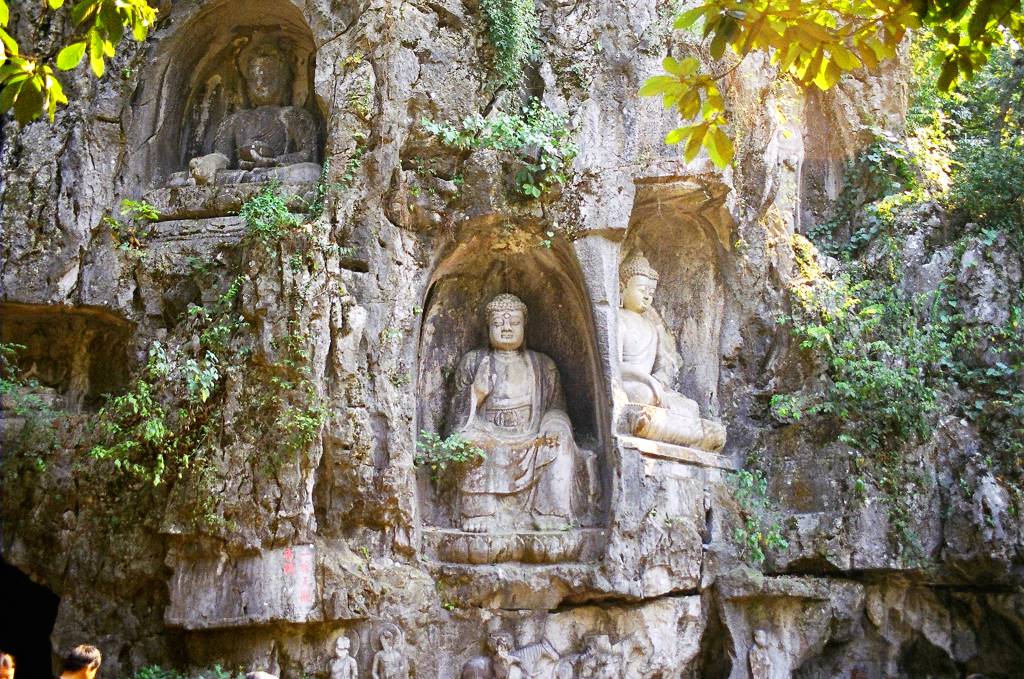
[0,653,14,668]
[62,646,101,673]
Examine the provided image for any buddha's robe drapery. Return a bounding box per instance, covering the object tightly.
[449,348,576,524]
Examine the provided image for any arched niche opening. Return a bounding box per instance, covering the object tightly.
[416,230,609,534]
[0,557,59,679]
[124,0,324,191]
[0,304,132,413]
[622,178,734,418]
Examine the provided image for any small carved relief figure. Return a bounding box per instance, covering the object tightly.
[330,635,359,679]
[448,293,589,533]
[576,635,623,679]
[173,42,320,187]
[461,632,560,679]
[617,254,726,451]
[975,469,1008,541]
[748,629,773,679]
[371,624,408,679]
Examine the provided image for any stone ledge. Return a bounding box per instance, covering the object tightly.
[143,182,315,221]
[422,528,608,565]
[618,435,737,470]
[148,215,246,246]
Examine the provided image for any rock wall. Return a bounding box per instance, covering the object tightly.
[1,1,1021,678]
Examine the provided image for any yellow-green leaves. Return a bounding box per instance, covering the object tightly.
[56,41,87,70]
[0,0,157,123]
[641,52,734,167]
[642,0,1024,171]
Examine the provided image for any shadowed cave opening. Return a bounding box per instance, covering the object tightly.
[0,304,132,413]
[0,557,58,679]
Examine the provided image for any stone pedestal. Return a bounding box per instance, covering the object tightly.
[421,528,608,565]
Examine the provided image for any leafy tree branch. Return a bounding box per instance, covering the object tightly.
[0,0,157,123]
[643,0,1024,167]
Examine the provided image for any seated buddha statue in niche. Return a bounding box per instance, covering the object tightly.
[617,254,726,451]
[448,293,590,533]
[170,42,321,187]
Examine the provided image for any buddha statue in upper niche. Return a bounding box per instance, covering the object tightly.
[170,42,320,187]
[617,254,726,451]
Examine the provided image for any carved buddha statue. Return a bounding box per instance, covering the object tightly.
[171,42,320,187]
[330,636,358,679]
[617,254,726,451]
[448,293,585,533]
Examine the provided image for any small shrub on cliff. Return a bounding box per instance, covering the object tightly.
[415,431,486,483]
[479,0,539,88]
[240,183,302,249]
[423,99,577,199]
[730,469,788,566]
[103,198,161,251]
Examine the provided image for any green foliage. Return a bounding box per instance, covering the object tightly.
[236,323,327,469]
[89,284,246,487]
[133,666,244,679]
[776,248,947,449]
[132,667,187,679]
[730,469,789,566]
[415,431,486,483]
[0,342,60,467]
[479,0,539,88]
[240,183,302,248]
[103,198,160,251]
[947,139,1024,249]
[423,99,577,199]
[0,0,157,123]
[643,0,1024,168]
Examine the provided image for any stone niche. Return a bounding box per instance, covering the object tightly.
[415,230,610,565]
[615,177,734,464]
[0,303,132,413]
[124,0,325,217]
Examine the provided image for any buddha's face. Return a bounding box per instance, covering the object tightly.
[488,309,525,351]
[335,638,350,657]
[622,274,657,313]
[244,54,290,107]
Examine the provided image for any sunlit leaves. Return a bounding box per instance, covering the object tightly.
[642,0,1024,170]
[0,0,157,123]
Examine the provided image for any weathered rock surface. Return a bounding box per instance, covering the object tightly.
[1,0,1021,678]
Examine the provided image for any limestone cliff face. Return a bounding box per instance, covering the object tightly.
[1,1,1021,678]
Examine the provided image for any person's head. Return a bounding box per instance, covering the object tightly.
[62,645,101,679]
[0,652,15,679]
[620,255,659,314]
[239,43,292,107]
[753,629,768,647]
[334,635,351,656]
[485,294,527,351]
[378,627,396,651]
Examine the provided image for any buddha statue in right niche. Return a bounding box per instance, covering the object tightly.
[617,254,726,451]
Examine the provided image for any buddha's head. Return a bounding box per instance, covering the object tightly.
[486,293,528,351]
[334,636,351,657]
[378,627,396,651]
[620,254,659,314]
[240,43,292,107]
